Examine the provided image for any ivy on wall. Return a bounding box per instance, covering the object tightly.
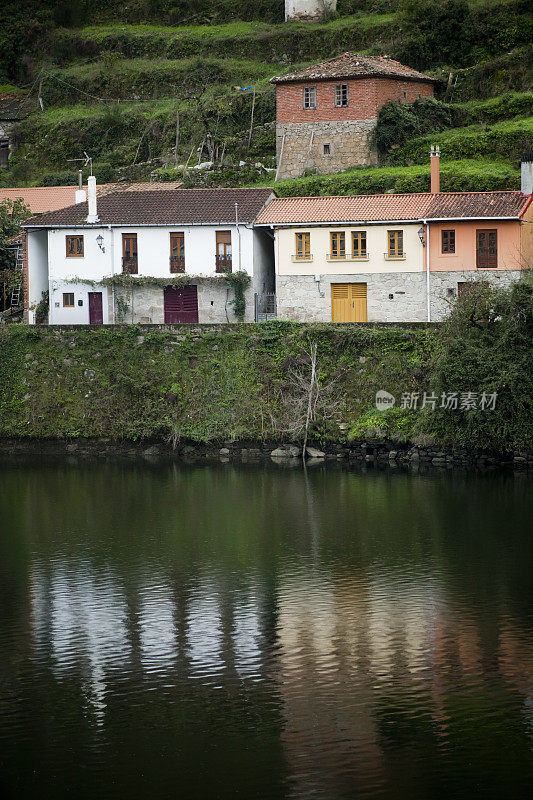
[64,271,252,319]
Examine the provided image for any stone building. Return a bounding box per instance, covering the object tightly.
[271,53,436,180]
[22,185,275,325]
[285,0,336,21]
[255,179,533,323]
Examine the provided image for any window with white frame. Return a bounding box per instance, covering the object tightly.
[303,86,317,109]
[335,84,348,107]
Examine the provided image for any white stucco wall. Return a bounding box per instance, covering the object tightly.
[46,224,256,282]
[48,280,110,325]
[274,224,425,276]
[27,230,48,324]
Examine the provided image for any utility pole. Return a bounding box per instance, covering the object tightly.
[174,110,180,165]
[247,85,256,152]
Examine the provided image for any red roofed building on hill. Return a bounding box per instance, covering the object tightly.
[271,53,436,180]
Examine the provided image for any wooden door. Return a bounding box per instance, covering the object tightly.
[476,229,497,268]
[88,292,103,325]
[331,283,367,322]
[164,285,198,323]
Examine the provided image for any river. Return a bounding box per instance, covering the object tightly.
[0,461,531,799]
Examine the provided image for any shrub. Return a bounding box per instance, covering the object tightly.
[416,279,533,451]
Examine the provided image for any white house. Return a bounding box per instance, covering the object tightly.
[22,180,275,324]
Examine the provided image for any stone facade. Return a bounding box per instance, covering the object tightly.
[274,75,433,179]
[276,270,523,323]
[285,0,336,21]
[276,119,377,179]
[111,281,255,325]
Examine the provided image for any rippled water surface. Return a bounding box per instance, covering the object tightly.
[0,462,532,799]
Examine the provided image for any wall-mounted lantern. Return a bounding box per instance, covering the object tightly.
[96,234,105,253]
[418,226,426,247]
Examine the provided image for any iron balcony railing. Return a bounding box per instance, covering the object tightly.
[122,256,138,274]
[215,254,232,272]
[170,256,185,273]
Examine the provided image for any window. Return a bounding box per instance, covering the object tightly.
[66,235,84,257]
[330,231,346,259]
[323,143,331,155]
[335,84,348,107]
[295,232,311,259]
[352,231,367,257]
[122,233,138,274]
[476,229,497,268]
[387,230,404,257]
[63,293,74,307]
[170,232,185,273]
[303,86,316,109]
[216,231,232,272]
[442,229,455,253]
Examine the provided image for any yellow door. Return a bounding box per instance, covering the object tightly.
[331,283,367,322]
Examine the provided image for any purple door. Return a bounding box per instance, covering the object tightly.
[164,285,199,323]
[88,292,103,325]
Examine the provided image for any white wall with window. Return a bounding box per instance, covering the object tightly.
[274,224,425,276]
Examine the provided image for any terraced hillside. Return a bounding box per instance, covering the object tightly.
[1,0,532,193]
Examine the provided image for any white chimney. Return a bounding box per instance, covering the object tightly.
[75,169,86,203]
[86,175,99,223]
[521,158,533,195]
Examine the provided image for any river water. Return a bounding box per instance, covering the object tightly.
[0,461,531,799]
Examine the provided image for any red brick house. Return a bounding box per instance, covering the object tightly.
[271,53,436,180]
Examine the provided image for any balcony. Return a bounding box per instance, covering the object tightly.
[215,254,232,273]
[384,251,406,261]
[291,253,313,262]
[122,257,138,274]
[170,256,185,273]
[326,253,369,262]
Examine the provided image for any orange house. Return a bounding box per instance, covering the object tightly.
[428,199,533,273]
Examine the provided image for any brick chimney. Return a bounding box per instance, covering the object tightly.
[430,145,440,194]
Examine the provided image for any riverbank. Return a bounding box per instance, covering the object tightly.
[1,436,531,472]
[1,281,532,457]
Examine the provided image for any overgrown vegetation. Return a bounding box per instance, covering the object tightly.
[1,0,531,189]
[1,285,531,452]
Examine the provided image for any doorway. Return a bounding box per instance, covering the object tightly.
[164,285,199,323]
[331,283,367,322]
[88,292,103,325]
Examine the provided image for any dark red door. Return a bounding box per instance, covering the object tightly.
[88,292,103,325]
[164,285,198,323]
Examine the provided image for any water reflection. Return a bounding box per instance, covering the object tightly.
[0,462,531,799]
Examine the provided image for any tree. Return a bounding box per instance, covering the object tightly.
[0,197,30,310]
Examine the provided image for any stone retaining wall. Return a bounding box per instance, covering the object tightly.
[1,438,531,472]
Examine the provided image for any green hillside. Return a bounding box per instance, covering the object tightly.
[1,0,532,193]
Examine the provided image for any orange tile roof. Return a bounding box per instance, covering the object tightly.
[255,192,531,224]
[271,53,436,85]
[0,182,184,217]
[0,186,81,215]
